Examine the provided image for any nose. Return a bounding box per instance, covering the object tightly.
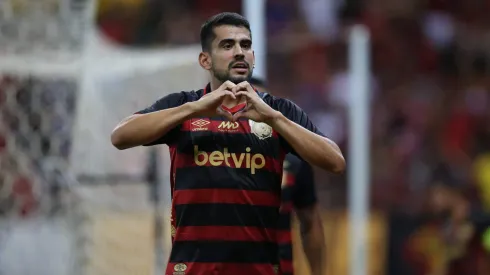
[233,45,245,59]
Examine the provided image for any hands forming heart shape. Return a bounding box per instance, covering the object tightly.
[194,81,280,123]
[218,83,249,116]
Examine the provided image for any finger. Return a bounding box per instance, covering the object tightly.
[216,107,233,119]
[231,85,240,93]
[235,91,252,99]
[244,81,256,93]
[236,81,255,93]
[231,84,246,94]
[231,104,252,121]
[222,90,236,100]
[233,110,254,121]
[219,81,236,92]
[235,84,257,98]
[232,111,244,121]
[233,82,248,93]
[232,81,251,93]
[216,106,233,121]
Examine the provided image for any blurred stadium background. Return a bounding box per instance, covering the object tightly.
[1,0,490,275]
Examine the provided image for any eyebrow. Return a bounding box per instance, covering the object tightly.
[218,38,252,46]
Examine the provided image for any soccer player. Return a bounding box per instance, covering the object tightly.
[111,12,344,275]
[250,77,326,275]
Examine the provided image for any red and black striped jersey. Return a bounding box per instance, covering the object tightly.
[278,154,317,275]
[136,84,323,275]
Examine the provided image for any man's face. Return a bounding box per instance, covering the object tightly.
[209,25,255,84]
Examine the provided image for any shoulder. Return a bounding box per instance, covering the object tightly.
[136,89,203,114]
[260,92,309,126]
[259,92,299,112]
[154,89,203,107]
[164,89,203,102]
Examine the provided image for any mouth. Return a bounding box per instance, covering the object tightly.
[231,62,249,73]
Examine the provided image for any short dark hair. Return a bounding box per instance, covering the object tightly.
[200,12,251,52]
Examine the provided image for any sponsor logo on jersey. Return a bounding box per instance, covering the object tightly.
[194,145,266,174]
[190,119,210,131]
[217,121,240,132]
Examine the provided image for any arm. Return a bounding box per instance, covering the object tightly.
[233,82,345,174]
[270,114,345,173]
[296,205,326,275]
[290,158,326,275]
[111,82,237,150]
[111,102,195,150]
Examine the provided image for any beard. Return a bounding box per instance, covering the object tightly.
[212,62,253,84]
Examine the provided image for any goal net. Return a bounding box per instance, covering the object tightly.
[71,39,205,275]
[0,1,207,274]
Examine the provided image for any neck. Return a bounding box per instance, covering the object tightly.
[210,78,223,92]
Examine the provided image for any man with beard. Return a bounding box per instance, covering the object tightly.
[111,12,344,275]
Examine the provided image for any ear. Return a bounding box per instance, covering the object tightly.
[252,50,256,68]
[199,52,212,70]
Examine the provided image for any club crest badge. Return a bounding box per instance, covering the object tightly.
[249,120,273,140]
[173,263,187,275]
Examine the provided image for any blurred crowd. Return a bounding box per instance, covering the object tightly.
[80,0,490,274]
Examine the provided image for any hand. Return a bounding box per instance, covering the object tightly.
[191,81,237,120]
[232,81,281,123]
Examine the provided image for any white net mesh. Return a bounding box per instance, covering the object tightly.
[70,45,206,275]
[71,44,206,177]
[0,0,90,58]
[0,72,84,275]
[0,74,78,218]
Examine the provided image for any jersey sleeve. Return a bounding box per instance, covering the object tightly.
[273,98,325,157]
[135,92,187,146]
[291,158,318,209]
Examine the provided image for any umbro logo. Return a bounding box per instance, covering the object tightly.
[190,119,210,131]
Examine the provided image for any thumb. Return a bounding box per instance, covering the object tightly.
[232,110,247,121]
[217,106,233,121]
[222,90,236,100]
[231,104,252,121]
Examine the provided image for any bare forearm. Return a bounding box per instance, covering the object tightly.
[302,232,326,275]
[298,207,326,275]
[111,102,195,149]
[269,114,345,173]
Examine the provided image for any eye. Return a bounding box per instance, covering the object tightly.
[223,43,233,49]
[241,42,251,49]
